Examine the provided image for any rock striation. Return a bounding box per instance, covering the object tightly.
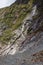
[0,0,43,65]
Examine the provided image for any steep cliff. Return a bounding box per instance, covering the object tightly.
[0,0,43,65]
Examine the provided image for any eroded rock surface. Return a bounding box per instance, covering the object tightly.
[0,0,43,65]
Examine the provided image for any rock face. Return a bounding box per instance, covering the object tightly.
[0,0,43,65]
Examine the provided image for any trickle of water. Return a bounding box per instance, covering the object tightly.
[31,5,37,16]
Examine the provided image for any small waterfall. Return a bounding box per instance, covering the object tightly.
[31,5,37,16]
[21,5,37,38]
[18,5,38,53]
[0,5,38,55]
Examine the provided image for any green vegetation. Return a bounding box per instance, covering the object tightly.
[0,0,34,44]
